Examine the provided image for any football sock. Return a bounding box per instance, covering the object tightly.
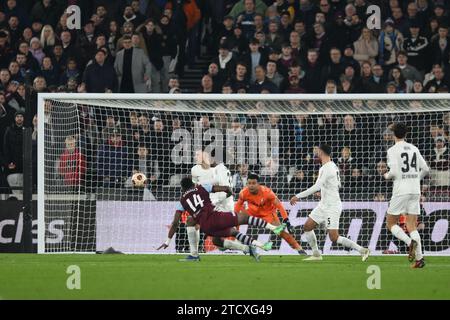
[248,216,278,231]
[409,230,423,261]
[186,226,199,257]
[235,232,265,248]
[337,236,363,252]
[304,230,320,255]
[223,239,249,253]
[390,224,412,246]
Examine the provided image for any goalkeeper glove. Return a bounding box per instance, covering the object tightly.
[282,218,295,234]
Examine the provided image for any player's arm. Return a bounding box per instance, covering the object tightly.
[417,151,430,179]
[290,169,325,205]
[272,195,295,233]
[234,191,245,213]
[157,203,184,250]
[211,185,233,198]
[191,167,199,184]
[384,149,397,180]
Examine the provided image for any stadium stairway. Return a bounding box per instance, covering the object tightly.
[179,54,213,93]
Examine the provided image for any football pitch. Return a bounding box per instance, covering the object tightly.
[0,254,449,300]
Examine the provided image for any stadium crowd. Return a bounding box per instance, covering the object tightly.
[0,0,449,199]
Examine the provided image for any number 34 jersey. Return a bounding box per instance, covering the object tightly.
[386,141,429,197]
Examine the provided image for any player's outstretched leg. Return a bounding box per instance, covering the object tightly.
[386,214,414,261]
[183,217,200,261]
[279,231,307,255]
[406,215,425,268]
[229,229,272,251]
[212,237,249,254]
[212,236,260,261]
[302,218,322,260]
[237,212,285,235]
[329,230,370,262]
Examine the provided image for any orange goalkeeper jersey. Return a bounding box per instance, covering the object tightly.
[234,186,288,220]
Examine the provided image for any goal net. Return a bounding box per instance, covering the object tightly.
[37,93,450,255]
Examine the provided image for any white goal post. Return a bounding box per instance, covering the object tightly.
[37,93,450,255]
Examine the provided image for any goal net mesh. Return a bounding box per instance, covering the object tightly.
[39,96,450,255]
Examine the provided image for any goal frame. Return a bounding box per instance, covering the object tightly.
[37,93,450,254]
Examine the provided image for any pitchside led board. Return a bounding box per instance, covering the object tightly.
[2,200,449,254]
[35,93,450,255]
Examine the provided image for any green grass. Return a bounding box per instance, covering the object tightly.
[0,254,449,299]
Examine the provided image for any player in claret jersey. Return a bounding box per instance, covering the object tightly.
[290,144,370,261]
[234,173,307,255]
[384,123,429,268]
[158,177,286,260]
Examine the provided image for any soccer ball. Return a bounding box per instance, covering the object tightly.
[131,172,147,187]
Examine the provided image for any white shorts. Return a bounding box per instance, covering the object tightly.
[309,205,342,230]
[213,196,234,213]
[388,194,421,216]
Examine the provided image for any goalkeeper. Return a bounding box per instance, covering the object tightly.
[234,173,306,255]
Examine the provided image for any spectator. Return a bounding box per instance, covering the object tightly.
[396,51,423,83]
[279,42,295,73]
[229,62,250,92]
[0,69,11,91]
[424,64,449,92]
[241,38,267,82]
[265,59,283,88]
[212,43,236,82]
[250,65,279,93]
[159,14,177,93]
[58,135,86,187]
[371,160,392,198]
[59,30,81,66]
[216,15,235,51]
[114,35,151,93]
[199,74,215,93]
[3,111,24,194]
[378,18,404,72]
[236,0,257,40]
[40,24,56,54]
[83,49,117,93]
[128,144,157,187]
[340,43,358,69]
[60,58,81,86]
[139,19,163,93]
[403,22,429,72]
[339,114,360,155]
[324,79,337,94]
[150,117,170,185]
[428,136,450,189]
[388,66,413,93]
[412,80,424,93]
[97,130,128,188]
[353,27,379,66]
[284,74,305,93]
[288,168,310,193]
[290,30,307,63]
[347,167,367,200]
[321,47,345,84]
[30,0,59,27]
[168,76,180,93]
[306,23,331,64]
[429,24,450,66]
[206,62,224,93]
[40,56,59,87]
[29,37,46,67]
[266,20,284,50]
[107,20,119,58]
[232,163,249,194]
[303,49,323,93]
[337,146,356,182]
